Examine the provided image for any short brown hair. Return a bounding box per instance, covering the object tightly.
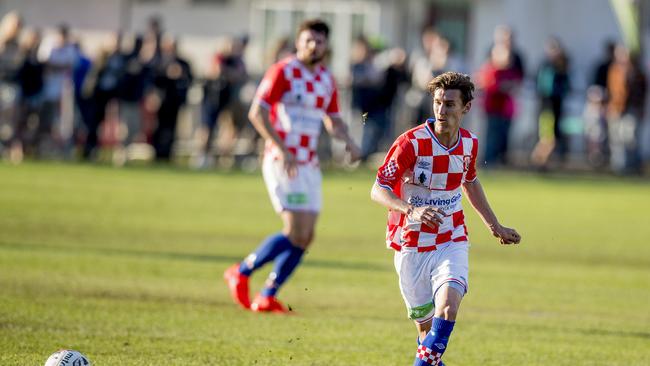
[427,72,475,105]
[297,19,330,39]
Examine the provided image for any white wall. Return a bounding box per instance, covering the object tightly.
[0,0,122,30]
[128,1,251,36]
[470,0,621,88]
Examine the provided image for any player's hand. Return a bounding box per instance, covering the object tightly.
[280,149,298,179]
[346,142,362,163]
[489,224,521,245]
[410,206,446,228]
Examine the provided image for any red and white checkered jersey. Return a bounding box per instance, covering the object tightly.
[376,121,479,252]
[254,56,340,166]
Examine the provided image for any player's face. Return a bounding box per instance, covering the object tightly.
[296,30,328,66]
[432,88,470,136]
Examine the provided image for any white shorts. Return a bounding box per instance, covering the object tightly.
[393,242,470,323]
[262,157,322,213]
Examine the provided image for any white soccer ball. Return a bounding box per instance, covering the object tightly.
[44,350,91,366]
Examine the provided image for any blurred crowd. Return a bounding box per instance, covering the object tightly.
[352,25,649,176]
[0,10,649,175]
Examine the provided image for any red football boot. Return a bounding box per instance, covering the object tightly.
[223,264,251,309]
[250,293,290,314]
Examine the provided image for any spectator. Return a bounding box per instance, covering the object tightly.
[138,31,163,145]
[0,11,23,155]
[606,44,646,175]
[223,35,250,144]
[71,41,93,157]
[531,37,571,169]
[10,28,43,162]
[583,86,609,169]
[584,40,616,169]
[194,38,234,168]
[492,24,525,78]
[83,32,125,159]
[350,35,385,161]
[477,43,523,166]
[376,46,409,145]
[407,30,467,128]
[119,34,146,147]
[407,27,440,126]
[152,35,193,161]
[593,40,616,89]
[41,23,76,157]
[429,34,467,76]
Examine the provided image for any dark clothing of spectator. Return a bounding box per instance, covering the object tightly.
[119,52,148,145]
[593,56,614,89]
[13,47,44,153]
[17,50,43,98]
[536,58,570,159]
[83,52,125,158]
[0,39,21,82]
[71,49,93,150]
[201,74,230,153]
[121,54,147,103]
[152,56,193,160]
[351,57,390,160]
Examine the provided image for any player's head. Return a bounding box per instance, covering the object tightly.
[295,19,329,66]
[427,72,474,134]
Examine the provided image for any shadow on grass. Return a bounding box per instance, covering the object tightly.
[0,241,392,273]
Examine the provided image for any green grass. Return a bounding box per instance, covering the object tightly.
[1,162,649,365]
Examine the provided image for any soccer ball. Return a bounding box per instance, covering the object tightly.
[44,350,91,366]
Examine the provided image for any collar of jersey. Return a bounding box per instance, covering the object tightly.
[425,118,460,152]
[291,56,323,78]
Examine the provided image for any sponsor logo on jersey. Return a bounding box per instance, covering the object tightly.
[417,160,431,169]
[408,192,462,209]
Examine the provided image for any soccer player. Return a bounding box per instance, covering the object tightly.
[224,19,361,313]
[370,72,521,365]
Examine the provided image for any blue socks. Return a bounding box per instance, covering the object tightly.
[238,233,305,297]
[414,317,455,366]
[261,244,304,297]
[239,233,293,276]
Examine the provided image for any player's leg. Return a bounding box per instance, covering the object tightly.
[270,210,317,291]
[414,242,469,366]
[224,158,291,309]
[393,250,440,361]
[224,228,298,310]
[249,162,321,312]
[224,222,297,310]
[250,210,317,312]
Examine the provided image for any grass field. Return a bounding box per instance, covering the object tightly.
[1,161,649,365]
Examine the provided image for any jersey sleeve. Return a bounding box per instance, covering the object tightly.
[325,81,340,116]
[376,134,415,191]
[465,137,479,182]
[254,63,289,110]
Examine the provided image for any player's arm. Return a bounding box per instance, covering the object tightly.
[248,100,297,178]
[370,137,445,228]
[371,183,444,228]
[462,179,521,244]
[322,114,361,161]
